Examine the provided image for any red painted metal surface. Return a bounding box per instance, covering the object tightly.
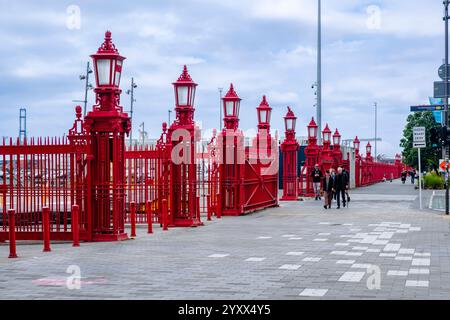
[8,209,17,258]
[42,207,51,252]
[281,107,299,201]
[72,204,80,247]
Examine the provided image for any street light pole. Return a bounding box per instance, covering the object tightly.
[76,61,93,117]
[126,77,137,146]
[374,102,378,161]
[316,0,322,135]
[168,110,172,124]
[444,0,449,215]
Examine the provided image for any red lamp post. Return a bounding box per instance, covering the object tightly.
[354,136,361,187]
[255,95,273,157]
[83,31,131,241]
[167,65,203,227]
[219,84,245,216]
[280,107,299,201]
[366,142,373,162]
[304,117,320,196]
[332,128,342,168]
[320,124,333,172]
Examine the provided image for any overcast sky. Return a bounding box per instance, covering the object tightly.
[0,0,446,157]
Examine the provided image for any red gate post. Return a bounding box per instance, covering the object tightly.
[146,200,153,234]
[8,209,17,258]
[72,205,80,247]
[302,118,320,196]
[162,199,168,231]
[332,128,342,168]
[216,193,222,218]
[219,84,245,216]
[83,31,131,241]
[206,195,212,221]
[130,202,136,237]
[320,124,333,172]
[281,107,299,201]
[42,207,51,252]
[167,66,203,227]
[353,136,361,187]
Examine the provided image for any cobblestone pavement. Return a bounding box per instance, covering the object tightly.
[1,179,450,299]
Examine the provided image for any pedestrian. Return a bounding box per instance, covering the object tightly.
[322,170,334,209]
[342,167,350,203]
[335,167,348,209]
[411,169,416,184]
[401,170,407,184]
[310,164,323,200]
[330,168,337,200]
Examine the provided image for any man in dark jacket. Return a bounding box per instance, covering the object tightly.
[335,167,349,209]
[322,170,334,209]
[310,164,323,200]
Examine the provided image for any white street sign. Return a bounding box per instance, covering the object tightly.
[413,127,426,148]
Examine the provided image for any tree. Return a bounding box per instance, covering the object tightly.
[400,111,440,172]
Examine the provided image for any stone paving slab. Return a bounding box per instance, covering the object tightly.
[1,179,450,299]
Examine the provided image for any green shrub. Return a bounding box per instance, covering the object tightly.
[422,172,444,190]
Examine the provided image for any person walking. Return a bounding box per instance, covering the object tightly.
[342,168,350,203]
[330,168,337,201]
[335,167,348,209]
[401,170,407,184]
[411,169,416,184]
[322,170,334,209]
[310,164,323,200]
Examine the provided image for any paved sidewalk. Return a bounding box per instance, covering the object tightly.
[1,179,450,299]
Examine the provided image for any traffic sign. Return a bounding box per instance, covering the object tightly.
[410,105,445,112]
[439,159,449,173]
[413,127,426,148]
[439,64,450,80]
[434,81,450,98]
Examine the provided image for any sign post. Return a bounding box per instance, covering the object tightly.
[413,127,426,209]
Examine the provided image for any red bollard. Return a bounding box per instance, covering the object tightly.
[146,200,153,234]
[206,195,212,221]
[72,205,80,247]
[216,193,222,219]
[8,209,17,259]
[42,207,51,252]
[162,199,168,231]
[130,201,136,237]
[196,196,201,222]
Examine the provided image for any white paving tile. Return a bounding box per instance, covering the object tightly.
[395,256,413,261]
[412,258,430,266]
[343,223,353,226]
[257,236,272,239]
[330,251,348,255]
[208,254,230,258]
[398,248,415,255]
[245,257,266,262]
[347,239,362,243]
[351,264,372,269]
[338,271,365,282]
[380,253,396,257]
[405,280,429,287]
[345,252,363,257]
[383,243,401,252]
[366,248,381,253]
[350,228,361,232]
[336,260,356,264]
[318,233,331,236]
[373,240,390,245]
[409,268,430,275]
[282,234,296,237]
[302,257,322,262]
[399,224,411,229]
[379,232,395,239]
[395,229,408,233]
[299,288,328,297]
[414,252,431,257]
[409,227,421,231]
[319,222,331,225]
[286,252,304,256]
[352,246,369,251]
[387,270,408,276]
[313,238,328,242]
[279,264,302,270]
[335,243,350,247]
[289,237,303,240]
